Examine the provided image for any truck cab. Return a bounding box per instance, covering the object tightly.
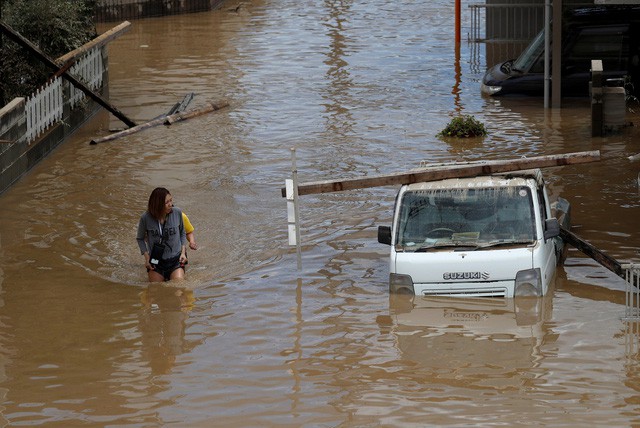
[378,169,568,298]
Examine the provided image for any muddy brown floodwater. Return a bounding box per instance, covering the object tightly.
[0,0,640,426]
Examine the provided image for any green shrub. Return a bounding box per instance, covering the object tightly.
[437,115,487,138]
[0,0,97,105]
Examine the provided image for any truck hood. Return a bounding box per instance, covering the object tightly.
[395,247,534,284]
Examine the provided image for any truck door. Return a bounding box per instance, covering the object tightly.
[536,185,557,285]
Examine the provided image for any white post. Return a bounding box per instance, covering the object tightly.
[286,148,302,270]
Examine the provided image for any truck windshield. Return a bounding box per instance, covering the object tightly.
[513,30,545,73]
[396,186,536,252]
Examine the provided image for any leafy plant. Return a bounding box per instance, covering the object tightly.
[0,0,97,104]
[437,115,487,138]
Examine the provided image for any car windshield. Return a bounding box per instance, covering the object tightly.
[513,29,545,72]
[396,186,536,252]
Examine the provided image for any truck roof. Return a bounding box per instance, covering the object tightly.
[403,168,545,192]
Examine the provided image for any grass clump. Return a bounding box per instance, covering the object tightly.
[437,115,487,138]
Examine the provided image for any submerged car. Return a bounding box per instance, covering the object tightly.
[377,169,569,298]
[481,5,640,97]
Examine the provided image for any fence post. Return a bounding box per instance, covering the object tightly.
[591,59,603,137]
[286,148,303,270]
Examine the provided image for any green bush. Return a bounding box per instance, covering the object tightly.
[0,0,97,105]
[437,115,487,138]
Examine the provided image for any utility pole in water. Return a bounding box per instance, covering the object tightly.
[0,0,4,105]
[455,0,461,45]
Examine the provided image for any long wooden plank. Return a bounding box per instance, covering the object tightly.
[281,150,601,197]
[0,21,137,128]
[56,21,131,66]
[89,100,229,144]
[560,226,624,278]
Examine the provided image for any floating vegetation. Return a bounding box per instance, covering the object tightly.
[437,115,487,138]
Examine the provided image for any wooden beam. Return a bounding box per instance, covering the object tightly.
[0,20,137,128]
[281,150,601,197]
[560,226,624,278]
[56,21,131,66]
[89,100,229,145]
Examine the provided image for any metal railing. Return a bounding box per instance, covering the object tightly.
[469,3,544,43]
[623,264,640,362]
[624,264,640,320]
[94,0,216,22]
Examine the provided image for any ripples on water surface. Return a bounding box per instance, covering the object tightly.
[0,0,640,425]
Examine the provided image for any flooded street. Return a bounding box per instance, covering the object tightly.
[1,0,640,425]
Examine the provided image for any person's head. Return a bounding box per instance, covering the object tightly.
[147,187,173,221]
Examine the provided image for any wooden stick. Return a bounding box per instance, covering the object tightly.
[147,93,193,122]
[0,20,137,128]
[560,226,624,278]
[170,92,195,115]
[281,150,601,197]
[90,100,229,144]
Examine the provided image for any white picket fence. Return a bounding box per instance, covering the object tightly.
[69,47,104,109]
[24,77,63,143]
[24,47,104,144]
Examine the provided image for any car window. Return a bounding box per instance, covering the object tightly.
[513,30,545,73]
[566,25,629,73]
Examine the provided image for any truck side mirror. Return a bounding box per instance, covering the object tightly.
[378,226,392,245]
[543,218,560,240]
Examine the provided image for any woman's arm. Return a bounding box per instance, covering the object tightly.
[137,214,154,270]
[136,214,150,255]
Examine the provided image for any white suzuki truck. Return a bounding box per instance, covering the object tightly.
[377,169,569,298]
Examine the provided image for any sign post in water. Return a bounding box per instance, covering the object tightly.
[286,148,302,270]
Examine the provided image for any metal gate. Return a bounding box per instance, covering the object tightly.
[623,264,640,361]
[624,264,640,320]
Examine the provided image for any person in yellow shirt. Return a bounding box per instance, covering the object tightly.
[182,212,197,250]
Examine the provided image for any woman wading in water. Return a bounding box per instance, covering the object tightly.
[137,187,187,282]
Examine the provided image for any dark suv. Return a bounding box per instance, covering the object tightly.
[481,6,640,97]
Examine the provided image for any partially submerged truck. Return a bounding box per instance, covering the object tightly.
[377,169,570,298]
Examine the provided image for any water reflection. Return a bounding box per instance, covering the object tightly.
[453,43,462,114]
[385,292,553,390]
[0,241,8,427]
[322,0,355,138]
[139,284,196,374]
